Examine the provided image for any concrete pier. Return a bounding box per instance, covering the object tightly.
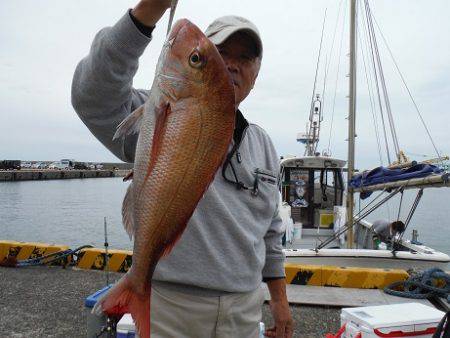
[0,169,128,181]
[0,266,341,337]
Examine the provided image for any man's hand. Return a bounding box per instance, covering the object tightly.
[265,278,294,338]
[132,0,173,27]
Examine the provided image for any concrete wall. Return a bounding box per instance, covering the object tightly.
[0,169,128,181]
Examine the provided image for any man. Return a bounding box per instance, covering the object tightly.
[72,0,293,337]
[371,219,406,249]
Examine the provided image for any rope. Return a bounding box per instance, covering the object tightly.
[384,268,450,303]
[4,245,93,268]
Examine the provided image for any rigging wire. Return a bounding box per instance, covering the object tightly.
[370,12,443,164]
[326,0,347,155]
[324,0,344,81]
[305,8,328,156]
[357,0,384,166]
[396,189,404,222]
[316,187,402,250]
[365,0,401,160]
[320,54,328,128]
[357,0,393,219]
[316,58,328,156]
[394,189,424,248]
[320,0,344,153]
[363,0,392,164]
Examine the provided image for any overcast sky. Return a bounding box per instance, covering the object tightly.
[1,0,449,169]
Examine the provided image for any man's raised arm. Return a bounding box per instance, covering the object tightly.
[71,1,171,162]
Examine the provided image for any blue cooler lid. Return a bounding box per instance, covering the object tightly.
[85,284,113,308]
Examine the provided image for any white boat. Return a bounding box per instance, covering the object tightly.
[281,0,450,270]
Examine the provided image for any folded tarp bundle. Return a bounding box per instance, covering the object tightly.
[350,164,443,199]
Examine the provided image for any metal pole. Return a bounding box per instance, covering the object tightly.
[346,0,357,248]
[104,217,109,286]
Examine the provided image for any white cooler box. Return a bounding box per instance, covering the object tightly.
[340,303,444,338]
[117,314,139,338]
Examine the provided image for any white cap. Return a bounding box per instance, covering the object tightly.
[205,15,263,58]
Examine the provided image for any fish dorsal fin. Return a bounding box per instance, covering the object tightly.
[122,183,135,240]
[113,105,145,140]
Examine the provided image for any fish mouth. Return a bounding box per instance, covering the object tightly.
[165,19,192,48]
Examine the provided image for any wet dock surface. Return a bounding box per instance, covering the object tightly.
[0,266,341,337]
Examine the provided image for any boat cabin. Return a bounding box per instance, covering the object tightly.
[280,156,346,229]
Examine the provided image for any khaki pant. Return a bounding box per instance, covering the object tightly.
[150,284,265,338]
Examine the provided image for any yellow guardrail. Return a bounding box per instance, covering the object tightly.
[1,241,410,289]
[76,248,133,273]
[285,263,409,289]
[0,240,70,265]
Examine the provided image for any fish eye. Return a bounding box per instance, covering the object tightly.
[189,51,205,68]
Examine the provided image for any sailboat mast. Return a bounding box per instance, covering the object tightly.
[346,0,357,248]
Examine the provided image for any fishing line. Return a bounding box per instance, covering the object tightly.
[166,0,179,36]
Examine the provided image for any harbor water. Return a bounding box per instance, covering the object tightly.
[1,178,449,255]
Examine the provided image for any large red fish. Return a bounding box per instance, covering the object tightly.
[92,19,235,337]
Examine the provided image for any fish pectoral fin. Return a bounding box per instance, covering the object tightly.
[122,183,135,240]
[146,103,171,176]
[113,105,145,140]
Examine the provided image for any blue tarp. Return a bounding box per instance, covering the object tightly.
[350,164,443,199]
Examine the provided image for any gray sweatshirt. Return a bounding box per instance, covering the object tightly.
[71,12,285,295]
[372,219,392,240]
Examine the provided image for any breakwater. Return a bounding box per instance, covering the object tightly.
[0,169,128,181]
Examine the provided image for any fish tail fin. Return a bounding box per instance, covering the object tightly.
[93,276,151,338]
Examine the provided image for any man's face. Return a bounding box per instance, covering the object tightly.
[217,32,261,109]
